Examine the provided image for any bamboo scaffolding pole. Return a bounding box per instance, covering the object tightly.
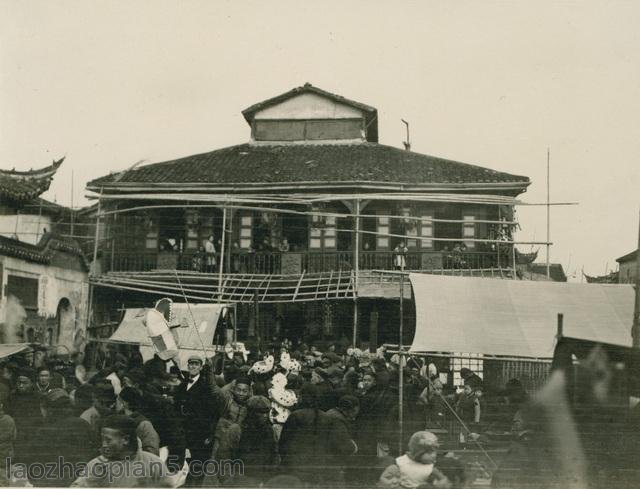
[102,203,522,226]
[633,208,640,348]
[218,206,227,303]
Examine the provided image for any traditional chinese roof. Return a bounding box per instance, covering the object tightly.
[583,270,619,284]
[242,83,378,142]
[88,143,530,195]
[525,263,568,282]
[0,158,64,204]
[515,248,539,265]
[0,232,87,269]
[616,249,637,264]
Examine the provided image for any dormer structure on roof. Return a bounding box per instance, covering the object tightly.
[242,83,378,143]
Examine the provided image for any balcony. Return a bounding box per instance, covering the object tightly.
[100,249,510,275]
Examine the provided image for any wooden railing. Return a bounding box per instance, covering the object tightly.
[103,249,510,275]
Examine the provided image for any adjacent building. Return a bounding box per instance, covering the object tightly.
[617,249,638,284]
[0,159,89,351]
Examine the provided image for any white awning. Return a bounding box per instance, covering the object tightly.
[0,343,30,360]
[109,303,227,366]
[409,274,635,358]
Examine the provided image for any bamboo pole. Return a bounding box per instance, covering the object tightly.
[398,251,405,454]
[86,192,102,332]
[633,208,640,348]
[353,199,360,347]
[546,148,551,279]
[218,206,227,304]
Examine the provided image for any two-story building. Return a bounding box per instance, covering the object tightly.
[86,84,531,348]
[0,159,89,351]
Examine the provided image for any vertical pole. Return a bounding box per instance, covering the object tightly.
[632,208,640,348]
[557,313,564,339]
[353,199,360,346]
[546,148,551,279]
[511,240,517,279]
[254,290,261,353]
[87,193,102,331]
[218,206,227,303]
[226,209,233,274]
[70,170,75,236]
[398,254,405,454]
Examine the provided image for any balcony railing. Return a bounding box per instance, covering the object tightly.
[102,249,511,275]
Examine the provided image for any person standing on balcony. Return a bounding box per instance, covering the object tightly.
[279,237,290,252]
[204,235,217,273]
[393,242,409,270]
[192,246,205,272]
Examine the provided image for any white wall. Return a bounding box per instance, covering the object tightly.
[254,93,364,120]
[0,255,88,351]
[0,213,52,244]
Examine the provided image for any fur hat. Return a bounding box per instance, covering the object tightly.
[246,395,271,413]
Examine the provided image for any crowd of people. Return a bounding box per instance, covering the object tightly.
[0,342,531,488]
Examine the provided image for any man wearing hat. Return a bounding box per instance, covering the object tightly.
[80,382,117,441]
[25,388,95,487]
[174,354,219,487]
[7,367,41,463]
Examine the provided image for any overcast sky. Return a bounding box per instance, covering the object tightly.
[1,0,639,279]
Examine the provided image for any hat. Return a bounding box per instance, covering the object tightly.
[45,388,70,407]
[246,395,271,413]
[324,352,341,364]
[407,431,440,460]
[187,355,204,365]
[17,367,35,380]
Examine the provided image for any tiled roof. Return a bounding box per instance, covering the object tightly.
[242,83,379,143]
[616,249,637,263]
[88,143,530,193]
[0,158,64,203]
[527,263,568,282]
[0,232,87,268]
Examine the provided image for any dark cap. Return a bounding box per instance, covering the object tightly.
[337,394,359,411]
[45,388,71,408]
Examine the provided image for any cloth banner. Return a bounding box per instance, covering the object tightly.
[408,274,634,358]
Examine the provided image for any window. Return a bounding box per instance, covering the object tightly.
[309,214,336,249]
[451,353,484,387]
[463,215,475,249]
[6,275,38,310]
[239,215,253,249]
[253,119,363,141]
[377,215,390,249]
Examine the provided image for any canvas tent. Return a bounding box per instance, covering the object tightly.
[409,274,635,358]
[109,303,228,366]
